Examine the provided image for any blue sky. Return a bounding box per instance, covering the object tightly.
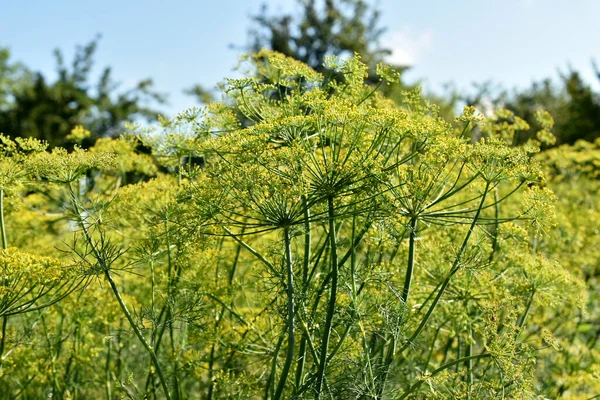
[1,0,599,116]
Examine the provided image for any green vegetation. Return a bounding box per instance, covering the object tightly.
[467,67,600,146]
[0,37,165,149]
[0,51,596,399]
[1,1,599,398]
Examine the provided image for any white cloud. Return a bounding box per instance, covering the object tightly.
[383,28,433,66]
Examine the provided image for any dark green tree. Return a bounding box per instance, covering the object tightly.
[247,0,466,121]
[0,49,32,111]
[552,69,600,144]
[187,0,411,105]
[248,0,395,81]
[0,37,166,148]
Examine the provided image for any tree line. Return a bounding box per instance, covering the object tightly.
[1,0,599,148]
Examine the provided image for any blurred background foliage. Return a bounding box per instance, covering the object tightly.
[0,37,166,149]
[3,1,600,148]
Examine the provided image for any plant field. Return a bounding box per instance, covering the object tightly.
[0,52,598,399]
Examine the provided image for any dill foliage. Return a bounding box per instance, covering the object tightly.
[0,52,596,399]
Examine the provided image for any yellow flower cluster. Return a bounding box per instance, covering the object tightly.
[27,146,115,183]
[65,125,92,144]
[0,248,74,315]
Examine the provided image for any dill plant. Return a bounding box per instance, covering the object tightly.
[173,51,571,398]
[0,52,593,399]
[0,135,85,376]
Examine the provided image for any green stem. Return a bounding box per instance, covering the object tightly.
[488,188,500,262]
[0,189,7,250]
[178,157,183,186]
[466,325,473,399]
[0,315,7,370]
[397,182,490,357]
[315,196,338,397]
[0,189,7,371]
[150,258,156,358]
[222,226,277,274]
[207,343,217,400]
[518,288,536,328]
[441,337,455,364]
[105,269,172,400]
[105,337,112,400]
[39,314,58,394]
[295,200,311,389]
[321,212,369,367]
[302,197,311,288]
[429,323,449,370]
[357,81,383,106]
[273,227,295,400]
[69,187,171,400]
[401,217,418,304]
[456,336,462,373]
[380,184,490,395]
[163,219,181,400]
[265,329,286,400]
[294,335,308,390]
[398,354,491,400]
[326,212,359,366]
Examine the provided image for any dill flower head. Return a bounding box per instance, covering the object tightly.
[480,109,530,145]
[507,252,587,310]
[27,146,116,184]
[66,125,92,144]
[520,185,557,235]
[91,136,158,177]
[467,136,541,184]
[0,248,75,315]
[0,135,48,193]
[252,49,323,85]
